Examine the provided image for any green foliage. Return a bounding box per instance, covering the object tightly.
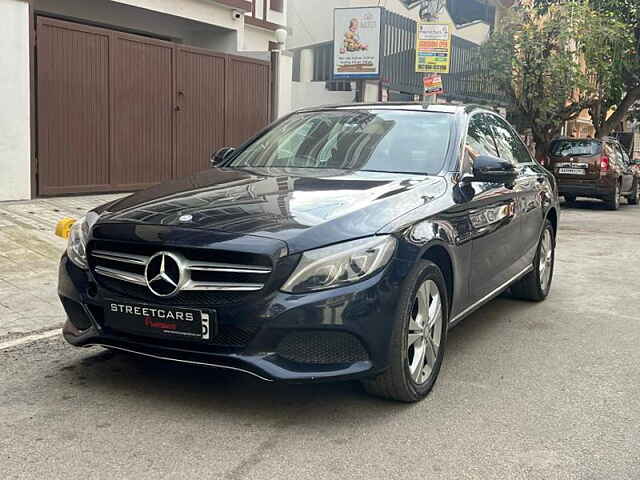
[536,0,640,136]
[483,1,632,153]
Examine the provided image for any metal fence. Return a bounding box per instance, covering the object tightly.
[381,9,506,104]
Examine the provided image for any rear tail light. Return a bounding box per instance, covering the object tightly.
[600,156,609,175]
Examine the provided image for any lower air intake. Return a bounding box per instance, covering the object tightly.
[276,331,369,365]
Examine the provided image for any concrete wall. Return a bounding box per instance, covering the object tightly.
[112,0,243,32]
[0,0,31,201]
[455,21,490,44]
[292,82,354,110]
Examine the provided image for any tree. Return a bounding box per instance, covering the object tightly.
[536,0,640,137]
[587,0,639,137]
[483,2,629,158]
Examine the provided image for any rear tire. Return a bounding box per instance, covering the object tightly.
[361,260,448,403]
[627,180,639,205]
[563,194,576,204]
[511,219,555,302]
[605,182,621,210]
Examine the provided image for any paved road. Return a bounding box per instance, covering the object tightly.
[0,194,124,337]
[1,199,639,480]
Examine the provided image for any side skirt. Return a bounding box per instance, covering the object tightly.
[448,265,534,329]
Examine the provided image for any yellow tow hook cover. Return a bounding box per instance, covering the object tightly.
[55,218,77,239]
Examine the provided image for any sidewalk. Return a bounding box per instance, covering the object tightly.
[0,194,124,339]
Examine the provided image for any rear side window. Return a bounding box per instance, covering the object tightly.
[550,140,601,157]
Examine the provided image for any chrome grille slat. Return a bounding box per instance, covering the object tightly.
[92,250,150,266]
[95,266,147,286]
[182,281,264,292]
[89,248,270,294]
[185,261,271,274]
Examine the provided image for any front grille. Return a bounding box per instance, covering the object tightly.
[276,331,369,365]
[88,240,273,305]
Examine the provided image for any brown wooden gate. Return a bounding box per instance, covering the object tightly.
[36,17,271,196]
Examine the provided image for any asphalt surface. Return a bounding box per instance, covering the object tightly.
[1,198,639,480]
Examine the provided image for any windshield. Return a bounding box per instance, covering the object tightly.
[228,110,453,175]
[550,140,601,157]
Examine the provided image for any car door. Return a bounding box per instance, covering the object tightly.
[488,114,549,267]
[618,145,634,194]
[462,113,522,302]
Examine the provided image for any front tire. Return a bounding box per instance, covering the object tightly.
[512,219,555,302]
[362,260,448,402]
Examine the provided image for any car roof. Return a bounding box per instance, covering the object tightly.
[293,102,490,115]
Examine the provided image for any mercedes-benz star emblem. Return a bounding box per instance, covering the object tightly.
[179,214,193,223]
[145,252,183,297]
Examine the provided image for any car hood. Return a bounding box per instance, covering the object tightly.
[97,167,447,253]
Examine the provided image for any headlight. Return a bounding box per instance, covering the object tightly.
[66,212,99,270]
[281,236,397,293]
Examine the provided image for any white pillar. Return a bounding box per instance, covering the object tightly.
[0,0,31,200]
[278,53,293,117]
[299,48,314,83]
[363,81,379,103]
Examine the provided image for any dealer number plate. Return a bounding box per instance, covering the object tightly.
[104,301,215,341]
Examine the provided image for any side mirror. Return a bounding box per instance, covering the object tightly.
[470,155,517,186]
[210,147,235,167]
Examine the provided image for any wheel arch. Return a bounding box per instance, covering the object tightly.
[421,244,454,314]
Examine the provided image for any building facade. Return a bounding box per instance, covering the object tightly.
[0,0,290,201]
[287,0,512,110]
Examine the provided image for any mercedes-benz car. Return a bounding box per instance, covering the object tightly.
[58,104,559,402]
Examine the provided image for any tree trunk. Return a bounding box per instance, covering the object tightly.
[532,125,561,163]
[535,140,550,162]
[594,87,640,138]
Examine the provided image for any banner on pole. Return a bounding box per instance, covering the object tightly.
[415,22,452,74]
[423,74,444,95]
[333,7,382,79]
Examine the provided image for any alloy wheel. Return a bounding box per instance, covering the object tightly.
[539,228,554,293]
[407,279,443,385]
[615,183,620,208]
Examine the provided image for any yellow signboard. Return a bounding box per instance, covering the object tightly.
[415,22,452,74]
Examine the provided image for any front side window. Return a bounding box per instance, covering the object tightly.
[464,113,499,169]
[488,115,532,164]
[229,110,454,175]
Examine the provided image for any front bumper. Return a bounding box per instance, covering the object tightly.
[59,254,404,383]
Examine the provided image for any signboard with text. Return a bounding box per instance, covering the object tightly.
[333,7,382,79]
[415,22,452,74]
[423,74,443,95]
